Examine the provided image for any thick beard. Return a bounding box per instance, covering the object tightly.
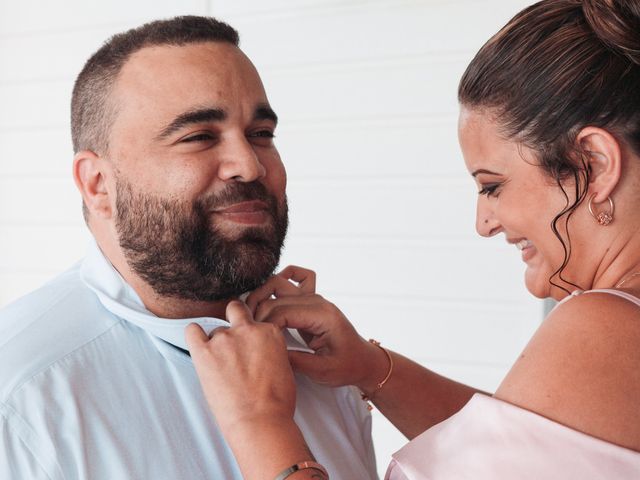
[114,177,288,302]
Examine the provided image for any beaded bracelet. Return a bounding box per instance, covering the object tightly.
[274,460,329,480]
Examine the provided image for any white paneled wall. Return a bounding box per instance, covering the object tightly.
[0,0,540,475]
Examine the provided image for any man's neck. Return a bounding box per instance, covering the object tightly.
[94,232,231,320]
[117,259,232,320]
[142,292,232,320]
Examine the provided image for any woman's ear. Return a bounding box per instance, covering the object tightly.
[73,150,114,220]
[576,126,622,202]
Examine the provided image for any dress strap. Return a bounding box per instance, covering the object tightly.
[573,288,640,308]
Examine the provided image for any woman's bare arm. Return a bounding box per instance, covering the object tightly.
[364,350,482,439]
[251,291,482,440]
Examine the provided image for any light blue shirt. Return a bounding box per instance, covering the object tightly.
[0,241,378,480]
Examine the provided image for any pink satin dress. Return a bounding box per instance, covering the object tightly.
[385,289,640,480]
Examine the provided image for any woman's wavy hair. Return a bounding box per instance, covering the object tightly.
[458,0,640,293]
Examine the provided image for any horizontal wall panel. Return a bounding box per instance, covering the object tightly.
[0,1,208,36]
[0,226,88,272]
[215,0,372,16]
[0,81,71,130]
[279,236,533,303]
[0,129,72,176]
[0,177,83,225]
[278,116,463,178]
[0,29,119,84]
[330,296,540,366]
[286,178,478,240]
[0,0,531,82]
[0,59,466,130]
[264,58,467,124]
[226,0,532,69]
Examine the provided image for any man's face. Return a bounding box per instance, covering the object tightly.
[106,42,288,301]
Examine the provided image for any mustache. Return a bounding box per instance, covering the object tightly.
[197,182,277,211]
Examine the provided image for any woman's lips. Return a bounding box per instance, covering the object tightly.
[515,239,535,261]
[515,239,532,251]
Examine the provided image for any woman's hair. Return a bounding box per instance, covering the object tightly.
[458,0,640,292]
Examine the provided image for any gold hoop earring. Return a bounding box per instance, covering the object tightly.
[588,193,614,226]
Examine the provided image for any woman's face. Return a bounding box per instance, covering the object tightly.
[458,107,579,299]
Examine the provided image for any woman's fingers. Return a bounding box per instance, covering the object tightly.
[287,347,359,388]
[287,351,325,379]
[255,296,334,334]
[277,265,316,293]
[246,266,317,313]
[246,276,305,313]
[258,296,375,388]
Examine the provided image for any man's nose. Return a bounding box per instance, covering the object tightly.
[217,136,266,182]
[475,199,502,237]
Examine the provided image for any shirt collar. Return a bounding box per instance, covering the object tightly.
[79,239,312,353]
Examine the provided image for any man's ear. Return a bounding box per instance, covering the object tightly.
[576,126,622,202]
[73,150,114,219]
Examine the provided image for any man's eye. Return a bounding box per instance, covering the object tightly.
[181,133,215,143]
[248,130,275,139]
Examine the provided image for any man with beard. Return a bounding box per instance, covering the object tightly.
[0,16,377,480]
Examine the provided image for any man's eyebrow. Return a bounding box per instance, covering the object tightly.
[472,168,501,177]
[156,108,227,140]
[254,104,278,125]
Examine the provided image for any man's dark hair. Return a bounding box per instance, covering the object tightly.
[71,16,239,155]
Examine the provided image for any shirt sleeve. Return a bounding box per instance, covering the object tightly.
[0,402,65,480]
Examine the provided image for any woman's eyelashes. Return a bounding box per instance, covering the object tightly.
[478,183,502,197]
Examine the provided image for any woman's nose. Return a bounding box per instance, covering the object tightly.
[475,200,502,237]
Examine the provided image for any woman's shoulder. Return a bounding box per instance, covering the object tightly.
[495,288,640,451]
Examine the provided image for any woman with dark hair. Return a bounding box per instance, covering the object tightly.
[186,1,640,478]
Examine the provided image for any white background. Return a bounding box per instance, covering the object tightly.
[0,0,541,474]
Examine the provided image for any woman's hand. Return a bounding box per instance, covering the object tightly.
[246,267,390,397]
[245,264,317,313]
[185,301,297,432]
